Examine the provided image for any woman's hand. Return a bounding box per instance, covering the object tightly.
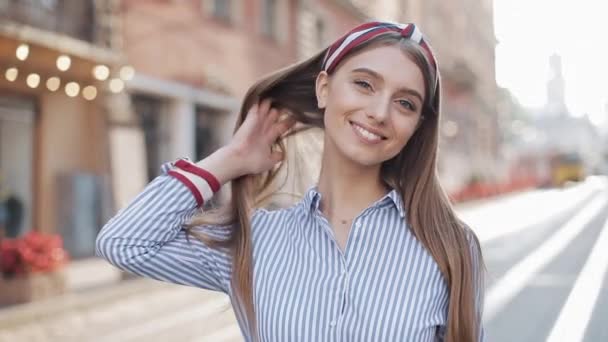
[195,99,295,184]
[227,99,296,174]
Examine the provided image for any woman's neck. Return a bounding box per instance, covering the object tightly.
[316,148,390,222]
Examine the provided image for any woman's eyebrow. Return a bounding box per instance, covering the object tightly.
[351,67,424,103]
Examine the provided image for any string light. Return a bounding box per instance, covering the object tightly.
[46,77,61,91]
[26,73,40,88]
[16,44,29,61]
[82,85,97,100]
[56,55,71,71]
[4,68,18,82]
[119,65,135,81]
[93,65,110,81]
[65,82,80,97]
[109,78,124,93]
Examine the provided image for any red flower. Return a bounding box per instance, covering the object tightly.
[0,231,70,277]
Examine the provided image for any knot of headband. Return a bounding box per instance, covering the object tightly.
[322,21,437,74]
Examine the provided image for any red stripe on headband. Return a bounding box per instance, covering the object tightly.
[326,27,395,73]
[323,22,437,73]
[323,21,388,67]
[400,24,415,38]
[418,41,437,68]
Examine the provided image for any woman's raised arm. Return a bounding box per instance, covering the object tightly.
[95,99,294,293]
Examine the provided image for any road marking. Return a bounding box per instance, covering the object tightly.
[546,212,608,342]
[458,179,601,243]
[483,193,606,322]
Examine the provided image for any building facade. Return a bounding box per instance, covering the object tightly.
[0,0,500,260]
[0,0,124,258]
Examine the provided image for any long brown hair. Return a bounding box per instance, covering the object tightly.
[186,31,484,342]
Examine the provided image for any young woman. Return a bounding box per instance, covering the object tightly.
[96,21,485,342]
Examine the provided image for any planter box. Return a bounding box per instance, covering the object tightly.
[0,270,66,307]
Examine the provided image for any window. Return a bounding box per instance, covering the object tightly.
[212,0,231,22]
[195,106,224,208]
[195,106,222,161]
[261,0,277,38]
[296,7,325,59]
[132,95,169,182]
[0,96,35,238]
[314,17,325,49]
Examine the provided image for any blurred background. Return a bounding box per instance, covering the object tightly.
[0,0,607,341]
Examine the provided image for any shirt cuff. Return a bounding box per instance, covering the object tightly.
[166,158,221,207]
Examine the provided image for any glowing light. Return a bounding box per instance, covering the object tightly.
[5,68,18,82]
[82,85,97,100]
[65,82,80,97]
[56,55,71,71]
[93,65,110,81]
[26,73,40,88]
[16,44,29,61]
[119,65,135,81]
[46,77,61,91]
[109,78,124,93]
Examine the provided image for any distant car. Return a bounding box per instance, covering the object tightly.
[550,152,585,186]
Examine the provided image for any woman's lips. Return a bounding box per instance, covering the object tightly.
[350,121,385,144]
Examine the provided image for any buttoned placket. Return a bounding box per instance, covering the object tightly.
[313,209,370,339]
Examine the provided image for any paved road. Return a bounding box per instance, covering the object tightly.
[1,177,607,341]
[479,177,608,342]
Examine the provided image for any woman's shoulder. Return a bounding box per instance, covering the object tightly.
[251,202,303,226]
[461,223,481,247]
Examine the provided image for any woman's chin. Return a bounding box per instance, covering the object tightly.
[343,150,386,168]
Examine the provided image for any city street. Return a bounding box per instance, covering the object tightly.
[1,177,607,342]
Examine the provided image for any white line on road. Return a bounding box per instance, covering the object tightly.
[483,193,607,322]
[546,209,608,342]
[458,179,601,243]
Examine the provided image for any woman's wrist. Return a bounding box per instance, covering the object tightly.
[194,145,246,185]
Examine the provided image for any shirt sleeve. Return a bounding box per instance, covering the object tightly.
[95,158,232,294]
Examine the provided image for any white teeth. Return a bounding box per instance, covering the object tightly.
[353,124,382,141]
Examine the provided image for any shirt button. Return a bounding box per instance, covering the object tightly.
[355,221,362,228]
[330,320,337,327]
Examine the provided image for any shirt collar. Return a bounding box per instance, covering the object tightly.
[302,185,406,218]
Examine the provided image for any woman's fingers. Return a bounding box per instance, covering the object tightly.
[264,108,280,132]
[272,116,297,140]
[258,98,272,119]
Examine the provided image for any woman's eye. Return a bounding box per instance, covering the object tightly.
[354,80,372,90]
[398,99,416,111]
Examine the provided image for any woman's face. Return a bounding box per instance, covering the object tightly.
[316,44,427,168]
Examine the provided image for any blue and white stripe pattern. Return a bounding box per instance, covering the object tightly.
[96,160,485,341]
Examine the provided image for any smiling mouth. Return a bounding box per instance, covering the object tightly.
[349,121,387,143]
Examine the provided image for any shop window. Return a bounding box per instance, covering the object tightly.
[315,17,326,49]
[202,0,239,24]
[0,96,35,238]
[132,94,170,182]
[195,106,222,161]
[261,0,277,39]
[212,0,231,22]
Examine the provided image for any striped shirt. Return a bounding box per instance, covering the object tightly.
[96,159,485,341]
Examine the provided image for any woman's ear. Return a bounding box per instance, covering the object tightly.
[315,71,329,109]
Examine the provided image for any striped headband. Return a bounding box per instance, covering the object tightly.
[322,22,437,74]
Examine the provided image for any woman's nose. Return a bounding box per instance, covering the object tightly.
[365,96,391,123]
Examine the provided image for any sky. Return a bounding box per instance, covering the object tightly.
[494,0,608,128]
